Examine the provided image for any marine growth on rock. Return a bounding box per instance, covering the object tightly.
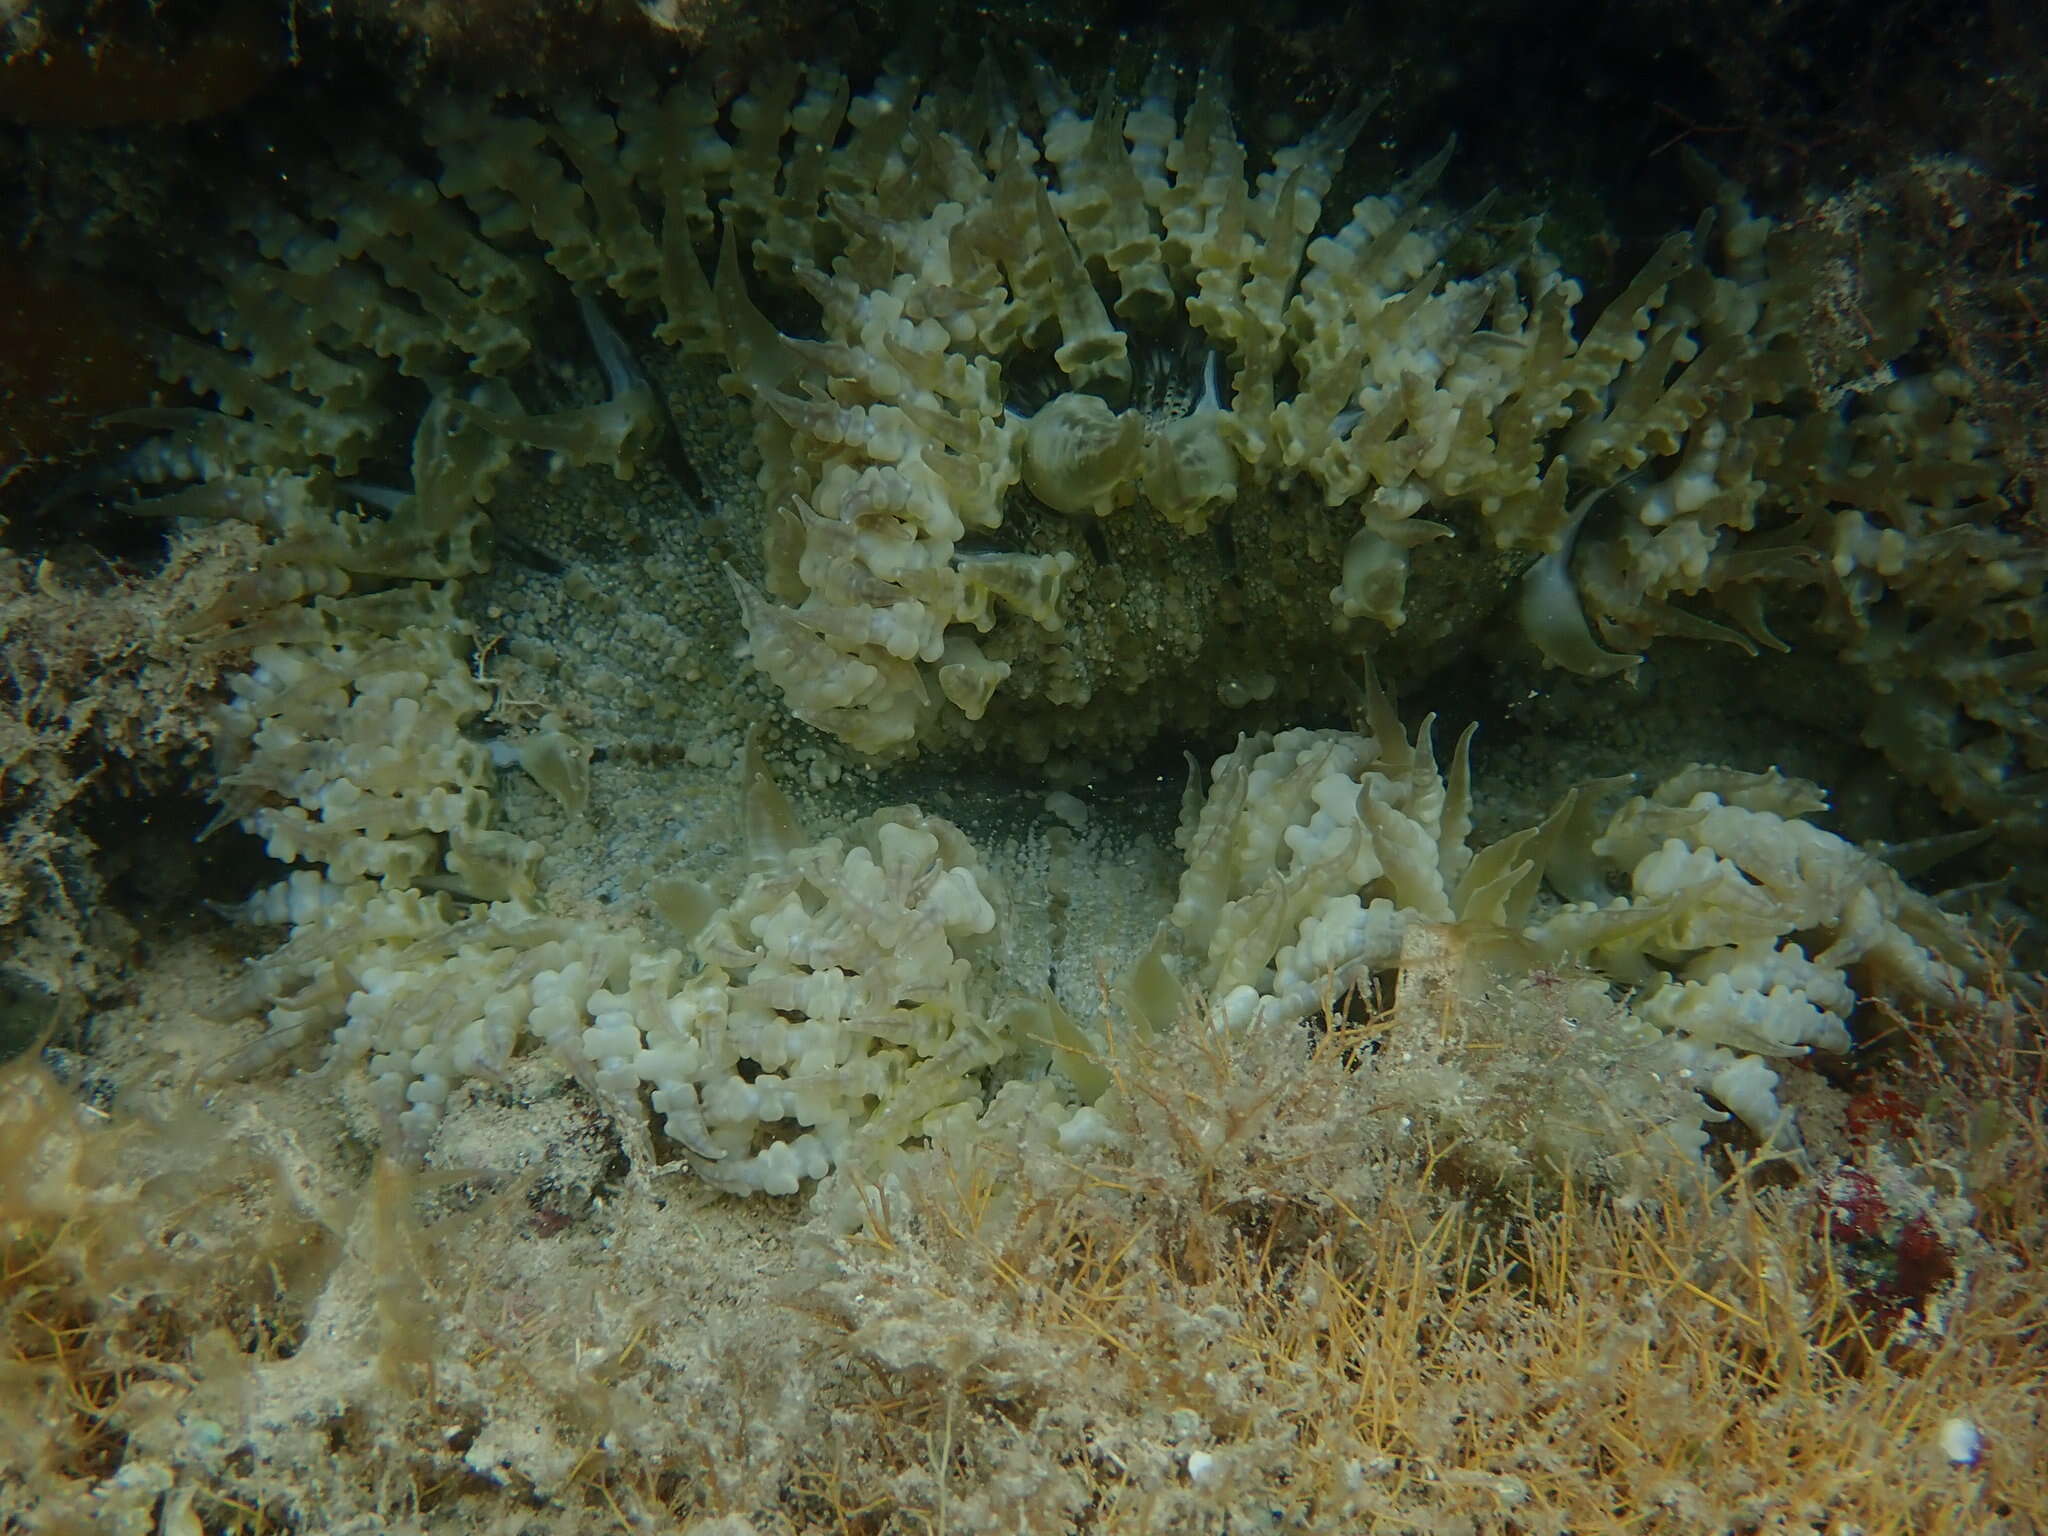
[102,49,2034,1196]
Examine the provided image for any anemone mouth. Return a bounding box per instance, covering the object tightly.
[1128,328,1227,421]
[1014,323,1237,524]
[1006,323,1223,422]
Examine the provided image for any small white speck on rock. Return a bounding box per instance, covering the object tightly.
[1938,1416,1983,1467]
